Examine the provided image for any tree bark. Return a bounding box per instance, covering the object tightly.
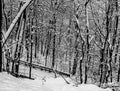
[72,33,79,75]
[79,41,84,84]
[117,56,120,82]
[0,0,3,72]
[11,2,24,73]
[99,0,113,85]
[15,8,26,76]
[84,0,90,83]
[51,13,56,69]
[2,0,9,31]
[114,38,120,63]
[29,34,33,79]
[108,0,119,82]
[45,31,51,66]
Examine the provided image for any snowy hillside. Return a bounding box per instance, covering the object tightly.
[0,72,113,91]
[0,72,51,91]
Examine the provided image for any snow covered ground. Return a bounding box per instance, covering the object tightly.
[0,65,55,91]
[0,72,51,91]
[0,69,113,91]
[44,77,113,91]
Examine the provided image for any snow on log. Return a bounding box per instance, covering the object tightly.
[2,0,32,47]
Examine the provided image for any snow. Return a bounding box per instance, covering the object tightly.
[0,72,51,91]
[0,69,113,91]
[77,84,112,91]
[44,77,112,91]
[44,77,68,91]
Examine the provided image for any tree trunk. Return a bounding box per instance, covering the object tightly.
[11,2,23,73]
[29,34,33,79]
[114,38,120,63]
[0,0,2,72]
[117,56,120,82]
[72,33,79,75]
[99,0,113,85]
[79,41,84,84]
[51,13,56,69]
[2,0,9,31]
[29,17,33,78]
[84,0,90,83]
[52,29,56,69]
[15,8,26,76]
[108,0,119,82]
[45,31,51,66]
[29,2,35,78]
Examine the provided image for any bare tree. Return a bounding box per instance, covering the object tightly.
[0,0,3,72]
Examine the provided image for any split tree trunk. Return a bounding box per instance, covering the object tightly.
[2,0,32,47]
[15,8,26,76]
[84,0,90,83]
[99,0,114,85]
[12,2,24,73]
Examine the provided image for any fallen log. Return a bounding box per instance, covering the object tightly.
[17,60,70,77]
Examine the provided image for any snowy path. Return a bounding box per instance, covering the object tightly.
[0,66,55,91]
[0,66,113,91]
[19,65,55,79]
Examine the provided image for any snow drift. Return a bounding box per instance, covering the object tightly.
[44,77,112,91]
[0,72,51,91]
[0,72,113,91]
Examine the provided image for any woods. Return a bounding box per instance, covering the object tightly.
[1,0,120,90]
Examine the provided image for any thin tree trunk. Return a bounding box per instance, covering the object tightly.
[79,41,84,83]
[33,0,37,58]
[99,49,104,85]
[10,0,12,24]
[114,38,120,63]
[52,28,56,69]
[15,8,26,76]
[11,2,23,73]
[84,0,90,83]
[29,34,33,79]
[2,0,9,31]
[99,0,112,85]
[34,33,37,58]
[72,33,79,75]
[41,40,43,55]
[72,3,80,76]
[45,31,51,66]
[117,56,120,82]
[29,18,33,79]
[29,2,35,78]
[51,13,56,69]
[0,0,2,72]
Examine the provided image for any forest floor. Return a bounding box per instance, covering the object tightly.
[1,55,120,91]
[0,65,118,91]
